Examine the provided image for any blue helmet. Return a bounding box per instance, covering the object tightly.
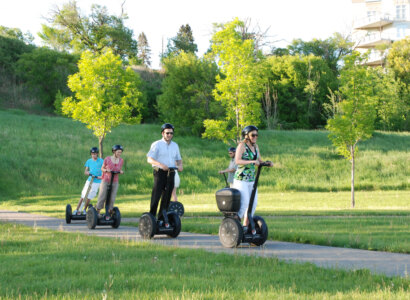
[90,147,99,154]
[112,145,124,152]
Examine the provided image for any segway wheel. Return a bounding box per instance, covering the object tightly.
[252,216,268,246]
[139,213,156,239]
[86,206,98,229]
[65,204,72,224]
[168,201,185,217]
[111,207,121,228]
[166,211,181,238]
[219,217,243,248]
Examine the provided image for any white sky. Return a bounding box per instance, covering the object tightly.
[0,0,353,69]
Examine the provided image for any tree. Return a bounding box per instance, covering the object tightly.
[261,54,337,129]
[287,33,353,74]
[0,26,34,44]
[326,53,376,208]
[40,1,139,62]
[163,24,198,60]
[203,18,264,143]
[137,32,151,67]
[386,37,410,130]
[62,49,142,157]
[157,52,222,136]
[15,47,78,108]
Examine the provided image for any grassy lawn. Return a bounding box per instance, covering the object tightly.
[0,223,408,300]
[2,190,409,253]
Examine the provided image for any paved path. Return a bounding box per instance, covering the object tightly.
[1,210,409,278]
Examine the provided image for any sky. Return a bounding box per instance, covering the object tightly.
[0,0,353,69]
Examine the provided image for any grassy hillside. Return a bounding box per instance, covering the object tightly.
[0,108,409,201]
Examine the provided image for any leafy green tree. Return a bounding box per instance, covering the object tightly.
[387,37,410,85]
[386,37,410,130]
[163,24,198,60]
[40,1,139,62]
[287,33,352,74]
[158,52,222,136]
[0,26,34,44]
[261,54,337,129]
[203,18,264,143]
[62,49,142,156]
[137,32,151,67]
[326,53,376,208]
[15,47,78,108]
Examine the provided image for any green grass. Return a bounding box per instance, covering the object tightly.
[0,109,409,253]
[0,109,409,200]
[0,223,408,300]
[181,215,410,253]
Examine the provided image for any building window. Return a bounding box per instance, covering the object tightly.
[396,5,406,19]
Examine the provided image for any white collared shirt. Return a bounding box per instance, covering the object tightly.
[147,139,181,168]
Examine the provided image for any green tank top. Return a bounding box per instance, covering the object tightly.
[234,143,258,182]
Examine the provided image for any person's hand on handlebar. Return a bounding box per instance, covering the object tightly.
[253,160,260,166]
[161,164,169,171]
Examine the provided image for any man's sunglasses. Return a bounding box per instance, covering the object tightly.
[165,132,174,135]
[251,134,258,137]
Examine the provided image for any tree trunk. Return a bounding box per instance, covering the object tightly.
[99,136,104,158]
[351,145,355,208]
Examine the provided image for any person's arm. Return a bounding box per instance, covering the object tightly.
[84,167,90,176]
[235,143,259,166]
[147,156,169,171]
[101,158,111,173]
[176,159,183,172]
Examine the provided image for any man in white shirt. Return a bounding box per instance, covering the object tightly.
[147,123,183,218]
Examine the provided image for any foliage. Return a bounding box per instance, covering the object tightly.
[131,66,164,123]
[62,49,142,156]
[204,18,264,142]
[326,53,377,207]
[387,37,410,85]
[0,35,34,76]
[163,24,198,60]
[286,33,353,74]
[0,25,34,44]
[40,1,139,62]
[137,32,151,67]
[15,47,78,108]
[157,52,223,135]
[262,54,337,129]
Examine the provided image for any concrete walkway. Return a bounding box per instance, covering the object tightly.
[1,210,409,278]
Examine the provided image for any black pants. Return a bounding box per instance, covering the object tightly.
[150,169,175,218]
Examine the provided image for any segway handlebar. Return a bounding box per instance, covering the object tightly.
[259,161,272,167]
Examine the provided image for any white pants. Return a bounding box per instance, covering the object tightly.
[233,179,258,219]
[81,180,100,199]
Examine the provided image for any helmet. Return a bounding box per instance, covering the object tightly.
[241,125,259,139]
[228,147,236,152]
[161,123,174,132]
[112,144,124,152]
[90,147,99,154]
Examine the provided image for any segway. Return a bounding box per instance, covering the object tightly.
[168,201,184,217]
[65,174,98,224]
[86,171,121,229]
[216,162,271,248]
[139,168,182,239]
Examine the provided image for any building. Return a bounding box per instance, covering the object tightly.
[352,0,410,66]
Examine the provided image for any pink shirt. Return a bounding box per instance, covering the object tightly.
[102,156,124,183]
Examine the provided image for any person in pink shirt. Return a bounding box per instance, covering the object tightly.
[95,145,124,216]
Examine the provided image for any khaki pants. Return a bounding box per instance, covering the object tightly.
[96,181,119,211]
